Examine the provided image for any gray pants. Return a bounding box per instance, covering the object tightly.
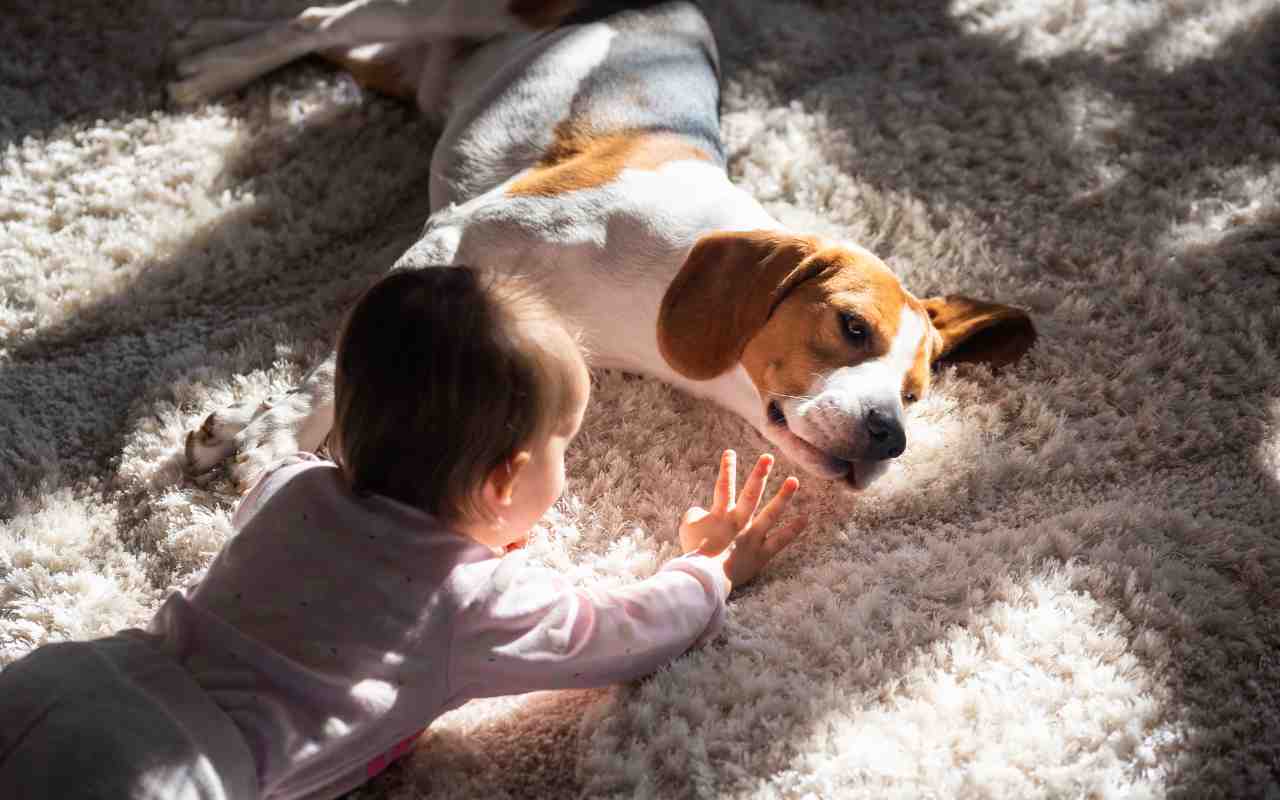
[0,634,258,800]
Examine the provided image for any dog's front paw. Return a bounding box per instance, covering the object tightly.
[230,393,322,492]
[227,429,300,494]
[186,391,321,491]
[185,398,263,475]
[170,18,272,62]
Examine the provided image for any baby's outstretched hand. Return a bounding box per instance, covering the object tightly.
[679,450,805,589]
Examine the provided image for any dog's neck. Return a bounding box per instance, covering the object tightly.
[417,155,781,431]
[577,165,781,427]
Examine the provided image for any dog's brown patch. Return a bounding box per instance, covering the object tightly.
[320,44,422,100]
[508,123,714,198]
[507,0,579,29]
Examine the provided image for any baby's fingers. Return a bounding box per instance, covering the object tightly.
[733,453,774,525]
[711,449,736,514]
[749,475,800,533]
[764,516,807,559]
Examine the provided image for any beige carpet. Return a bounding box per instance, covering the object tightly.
[3,1,1280,797]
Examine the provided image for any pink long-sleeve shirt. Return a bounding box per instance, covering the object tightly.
[145,455,726,800]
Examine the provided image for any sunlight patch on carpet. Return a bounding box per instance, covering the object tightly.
[763,571,1175,799]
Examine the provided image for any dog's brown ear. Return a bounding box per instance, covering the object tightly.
[658,230,823,380]
[923,295,1036,369]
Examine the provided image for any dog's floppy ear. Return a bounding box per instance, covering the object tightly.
[658,230,823,380]
[922,295,1036,369]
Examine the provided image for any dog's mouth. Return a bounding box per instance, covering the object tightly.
[766,400,871,489]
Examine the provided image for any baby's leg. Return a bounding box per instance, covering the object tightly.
[0,637,256,799]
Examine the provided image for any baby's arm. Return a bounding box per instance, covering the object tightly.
[444,450,803,700]
[444,553,728,699]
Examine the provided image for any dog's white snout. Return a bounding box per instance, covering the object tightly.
[788,359,908,462]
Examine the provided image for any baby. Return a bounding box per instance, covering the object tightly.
[0,267,805,799]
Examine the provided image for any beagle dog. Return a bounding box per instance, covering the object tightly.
[174,0,1036,490]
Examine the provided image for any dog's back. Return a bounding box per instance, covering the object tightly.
[429,0,722,210]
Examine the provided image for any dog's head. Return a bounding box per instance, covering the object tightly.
[657,230,1036,488]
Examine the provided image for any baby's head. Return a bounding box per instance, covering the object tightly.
[331,268,589,549]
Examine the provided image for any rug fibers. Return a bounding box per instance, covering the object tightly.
[2,1,1279,797]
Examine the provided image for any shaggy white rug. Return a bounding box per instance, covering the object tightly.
[3,0,1279,797]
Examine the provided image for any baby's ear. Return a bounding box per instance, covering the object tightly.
[487,451,532,506]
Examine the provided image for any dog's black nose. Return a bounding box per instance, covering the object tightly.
[865,408,906,460]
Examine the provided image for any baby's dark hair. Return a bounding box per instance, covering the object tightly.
[330,267,583,523]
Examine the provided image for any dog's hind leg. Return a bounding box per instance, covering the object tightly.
[316,38,461,126]
[168,0,567,106]
[169,18,275,62]
[169,5,347,106]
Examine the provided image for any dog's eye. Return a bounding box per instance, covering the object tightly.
[841,313,869,345]
[904,392,918,404]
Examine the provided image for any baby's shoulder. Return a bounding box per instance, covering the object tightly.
[232,455,340,527]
